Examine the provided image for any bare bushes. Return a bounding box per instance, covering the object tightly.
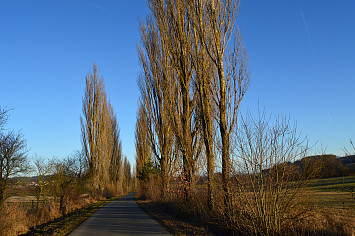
[169,188,210,224]
[62,189,94,214]
[138,176,211,226]
[228,112,319,235]
[138,176,162,202]
[136,161,161,201]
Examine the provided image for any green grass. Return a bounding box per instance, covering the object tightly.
[309,192,355,209]
[306,176,355,216]
[313,183,355,192]
[309,175,355,192]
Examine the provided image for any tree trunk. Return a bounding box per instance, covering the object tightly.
[181,79,195,199]
[0,189,4,209]
[218,58,232,216]
[161,159,168,200]
[59,196,65,216]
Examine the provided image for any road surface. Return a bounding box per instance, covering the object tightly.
[69,192,170,235]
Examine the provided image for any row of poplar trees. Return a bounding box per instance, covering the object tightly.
[135,0,249,211]
[81,64,131,195]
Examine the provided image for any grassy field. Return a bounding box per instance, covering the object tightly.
[309,191,355,210]
[307,175,355,231]
[6,195,54,208]
[309,175,355,192]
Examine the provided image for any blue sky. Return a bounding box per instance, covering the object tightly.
[0,0,354,165]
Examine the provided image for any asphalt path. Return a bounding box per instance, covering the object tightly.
[69,192,170,235]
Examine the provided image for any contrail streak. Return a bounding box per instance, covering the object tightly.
[83,0,117,19]
[299,7,312,46]
[327,110,332,125]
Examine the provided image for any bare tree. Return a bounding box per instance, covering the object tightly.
[343,139,355,156]
[81,64,122,195]
[49,157,77,215]
[147,0,203,199]
[138,13,177,198]
[0,108,28,208]
[81,64,105,191]
[123,156,131,193]
[135,101,152,179]
[193,0,250,212]
[0,130,28,208]
[0,107,9,131]
[139,0,248,205]
[109,108,122,194]
[33,155,50,209]
[72,149,87,179]
[96,93,111,190]
[190,2,218,208]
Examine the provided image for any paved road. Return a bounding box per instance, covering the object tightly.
[69,193,170,235]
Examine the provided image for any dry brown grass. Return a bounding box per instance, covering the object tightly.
[310,192,355,212]
[0,204,29,236]
[291,208,355,235]
[306,192,355,235]
[0,192,96,236]
[0,202,61,235]
[137,180,354,235]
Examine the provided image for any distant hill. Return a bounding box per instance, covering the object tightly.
[339,155,355,172]
[294,154,355,178]
[8,175,51,185]
[8,176,37,184]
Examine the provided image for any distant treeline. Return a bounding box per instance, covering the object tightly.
[294,154,355,178]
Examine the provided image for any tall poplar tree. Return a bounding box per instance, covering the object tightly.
[81,64,122,194]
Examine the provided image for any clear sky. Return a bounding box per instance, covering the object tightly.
[0,0,354,166]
